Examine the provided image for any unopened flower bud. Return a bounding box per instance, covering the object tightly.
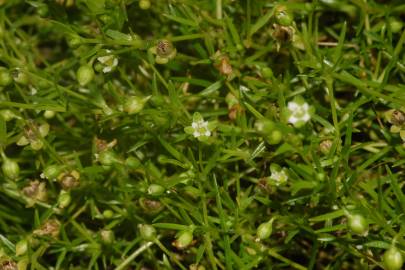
[76,65,94,86]
[138,224,156,241]
[0,67,12,87]
[2,158,20,180]
[172,230,194,249]
[139,0,151,10]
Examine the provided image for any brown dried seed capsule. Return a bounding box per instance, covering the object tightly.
[272,24,294,43]
[139,198,164,214]
[0,260,17,270]
[319,139,333,155]
[22,180,47,202]
[34,219,61,238]
[216,56,233,76]
[391,110,405,126]
[59,170,80,190]
[156,39,174,57]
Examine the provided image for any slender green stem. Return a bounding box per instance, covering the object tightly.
[115,240,156,270]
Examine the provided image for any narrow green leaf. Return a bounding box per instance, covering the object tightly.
[199,81,223,96]
[249,9,274,37]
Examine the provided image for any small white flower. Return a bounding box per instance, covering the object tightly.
[270,168,288,186]
[97,53,119,73]
[287,101,311,125]
[239,85,250,92]
[185,113,215,142]
[191,120,210,138]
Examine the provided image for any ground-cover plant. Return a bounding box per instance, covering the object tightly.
[0,0,404,269]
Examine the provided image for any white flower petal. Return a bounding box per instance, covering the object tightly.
[103,66,112,73]
[97,56,110,64]
[288,102,299,111]
[288,116,298,124]
[192,122,198,128]
[205,130,211,136]
[193,131,200,137]
[112,58,118,67]
[302,113,310,121]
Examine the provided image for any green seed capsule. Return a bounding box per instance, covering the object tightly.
[275,6,293,26]
[11,69,29,85]
[100,229,115,244]
[383,246,403,270]
[76,65,94,86]
[388,18,403,34]
[16,239,28,256]
[0,68,12,87]
[102,209,114,219]
[254,119,276,134]
[0,110,16,121]
[41,164,63,180]
[57,190,71,209]
[139,0,151,10]
[98,150,119,166]
[261,67,273,79]
[37,4,49,17]
[138,224,156,241]
[123,96,150,115]
[256,220,273,240]
[43,110,56,119]
[347,214,368,236]
[125,156,141,169]
[147,184,165,196]
[266,130,282,145]
[2,158,20,180]
[67,36,82,48]
[173,230,193,249]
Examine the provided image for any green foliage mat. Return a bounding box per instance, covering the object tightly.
[0,0,404,269]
